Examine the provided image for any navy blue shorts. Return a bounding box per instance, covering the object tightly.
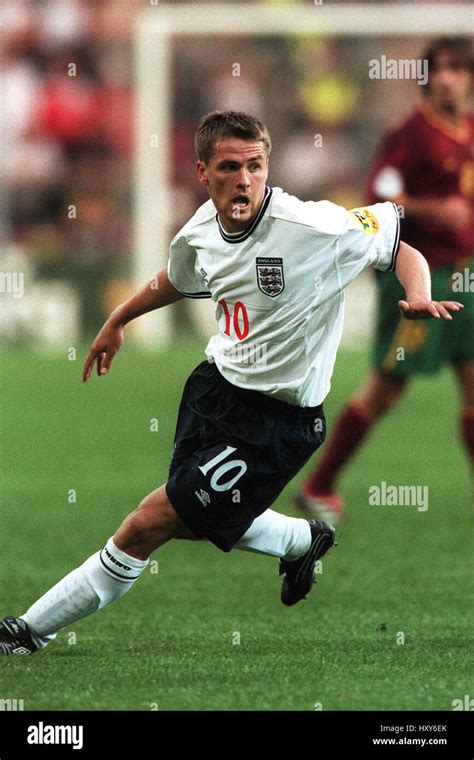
[166,360,326,552]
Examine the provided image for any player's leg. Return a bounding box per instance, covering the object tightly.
[234,508,316,561]
[0,485,194,655]
[113,484,201,558]
[448,260,474,479]
[296,369,407,520]
[234,509,336,606]
[446,259,474,500]
[453,359,474,478]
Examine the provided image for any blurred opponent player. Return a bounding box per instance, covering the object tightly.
[296,37,474,522]
[0,110,463,654]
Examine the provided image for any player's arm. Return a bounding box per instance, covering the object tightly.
[82,267,183,381]
[394,241,464,320]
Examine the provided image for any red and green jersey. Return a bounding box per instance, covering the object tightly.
[367,102,474,268]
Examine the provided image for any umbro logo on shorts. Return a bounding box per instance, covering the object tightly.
[194,489,211,507]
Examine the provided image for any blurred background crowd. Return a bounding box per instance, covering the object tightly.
[1,0,469,340]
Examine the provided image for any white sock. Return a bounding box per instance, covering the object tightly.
[234,509,311,560]
[21,537,149,648]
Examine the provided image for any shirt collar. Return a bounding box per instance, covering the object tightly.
[216,186,273,244]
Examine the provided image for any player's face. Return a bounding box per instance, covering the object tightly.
[429,51,471,114]
[197,138,269,232]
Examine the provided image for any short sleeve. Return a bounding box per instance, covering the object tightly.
[335,202,401,279]
[167,234,211,299]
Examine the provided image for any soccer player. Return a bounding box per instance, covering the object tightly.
[0,110,463,655]
[296,37,473,522]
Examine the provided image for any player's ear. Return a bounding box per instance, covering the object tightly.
[196,160,208,185]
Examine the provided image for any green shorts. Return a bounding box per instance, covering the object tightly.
[373,259,474,378]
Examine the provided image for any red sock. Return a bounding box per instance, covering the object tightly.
[305,402,373,494]
[461,406,474,472]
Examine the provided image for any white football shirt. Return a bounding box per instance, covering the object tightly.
[167,186,400,407]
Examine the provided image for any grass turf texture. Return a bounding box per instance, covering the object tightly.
[0,341,472,711]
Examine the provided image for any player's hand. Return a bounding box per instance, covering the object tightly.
[82,321,124,381]
[398,299,464,320]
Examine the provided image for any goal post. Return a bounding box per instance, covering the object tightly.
[133,2,472,344]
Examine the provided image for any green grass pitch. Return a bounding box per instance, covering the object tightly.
[0,341,472,711]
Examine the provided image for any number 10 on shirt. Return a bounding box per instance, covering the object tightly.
[219,299,250,340]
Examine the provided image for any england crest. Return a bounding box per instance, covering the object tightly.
[256,257,285,297]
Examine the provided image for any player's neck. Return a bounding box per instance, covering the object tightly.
[218,187,267,234]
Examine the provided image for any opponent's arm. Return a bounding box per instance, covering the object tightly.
[399,195,471,231]
[83,267,184,381]
[394,241,463,320]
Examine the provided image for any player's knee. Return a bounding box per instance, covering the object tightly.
[124,511,165,544]
[127,488,181,541]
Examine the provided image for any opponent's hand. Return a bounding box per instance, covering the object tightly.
[82,321,124,381]
[398,299,464,320]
